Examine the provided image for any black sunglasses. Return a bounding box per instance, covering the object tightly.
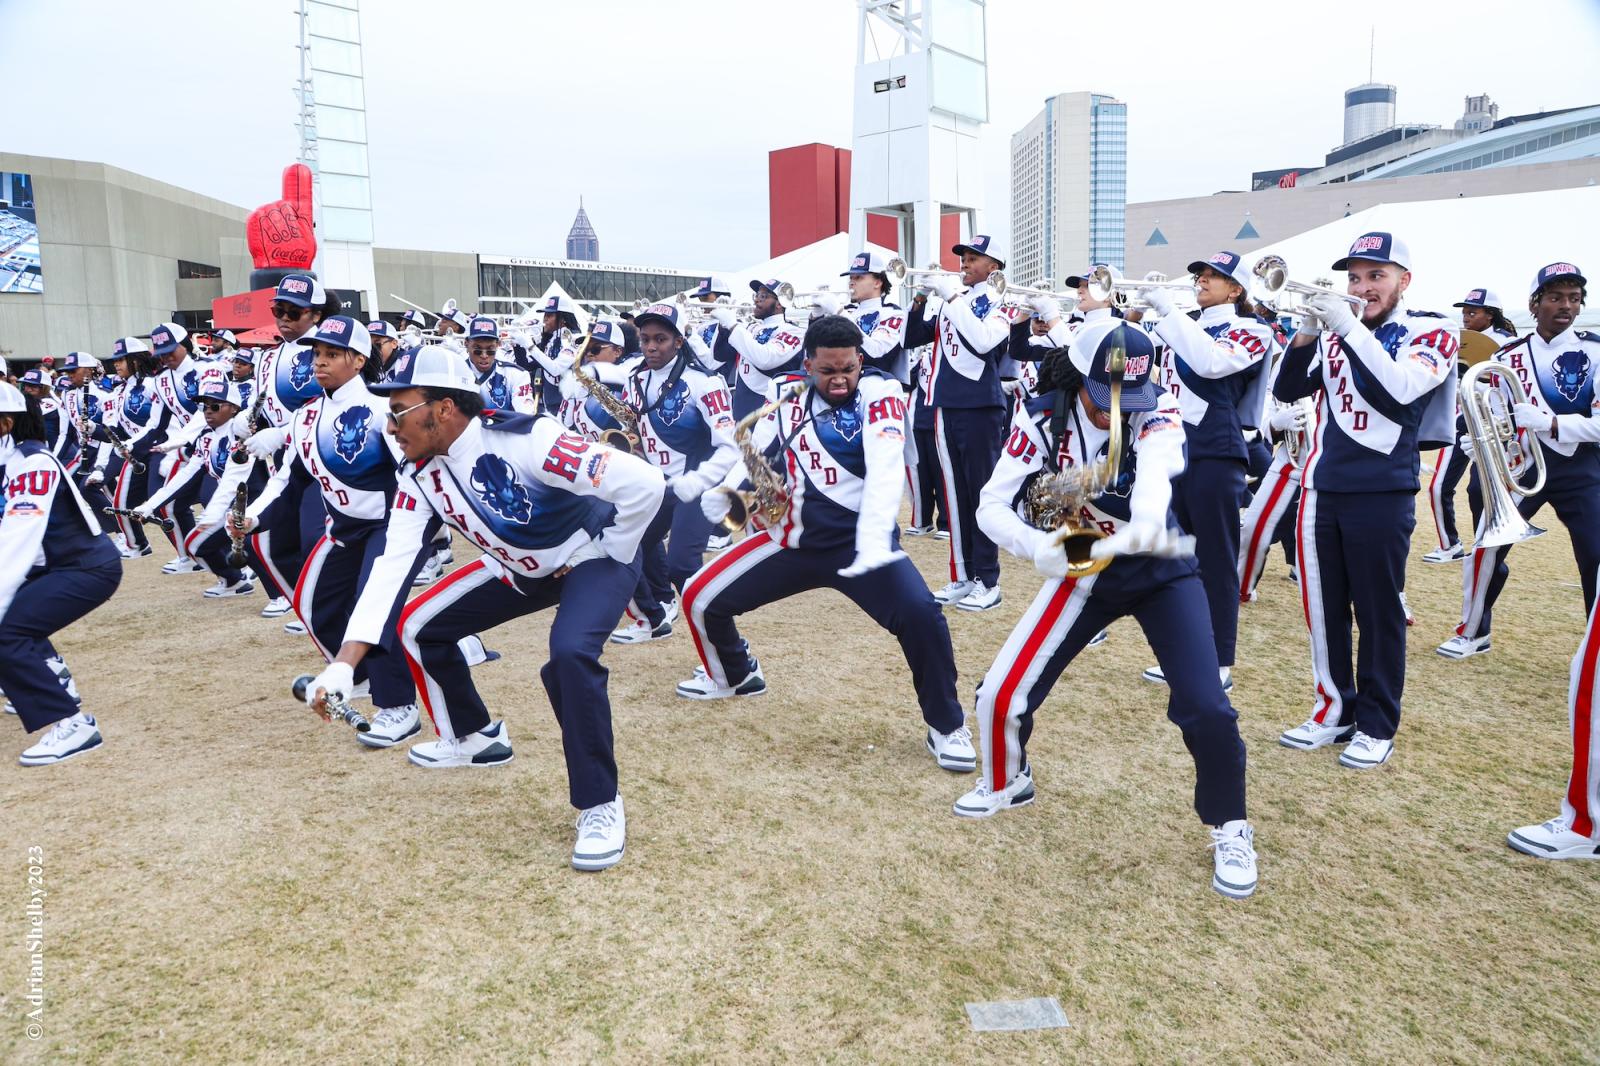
[272,304,310,320]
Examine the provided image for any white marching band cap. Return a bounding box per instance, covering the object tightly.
[0,381,27,413]
[150,321,189,355]
[371,344,478,395]
[197,371,245,408]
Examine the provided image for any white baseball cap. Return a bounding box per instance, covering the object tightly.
[0,381,27,413]
[370,344,477,395]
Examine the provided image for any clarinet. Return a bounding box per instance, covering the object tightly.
[290,675,371,733]
[103,506,173,531]
[225,485,251,567]
[231,383,268,464]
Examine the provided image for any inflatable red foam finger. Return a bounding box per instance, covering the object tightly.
[246,164,318,270]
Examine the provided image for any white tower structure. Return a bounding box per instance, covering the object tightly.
[847,0,989,271]
[296,0,378,316]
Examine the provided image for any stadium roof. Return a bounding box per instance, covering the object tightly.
[1353,104,1600,180]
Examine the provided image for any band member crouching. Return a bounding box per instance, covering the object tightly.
[676,314,976,771]
[954,323,1256,898]
[0,385,123,765]
[306,345,664,871]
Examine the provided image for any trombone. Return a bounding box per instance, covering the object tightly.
[1085,266,1196,306]
[1250,255,1363,318]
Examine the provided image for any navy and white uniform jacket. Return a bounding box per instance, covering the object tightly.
[1489,328,1600,489]
[1274,302,1459,493]
[144,412,252,520]
[904,283,1024,409]
[728,313,805,406]
[64,383,111,473]
[686,321,737,384]
[909,346,936,432]
[530,333,578,412]
[475,359,538,416]
[149,357,204,443]
[1150,304,1276,463]
[624,361,739,481]
[557,359,638,441]
[980,389,1189,562]
[39,397,81,469]
[252,339,323,429]
[343,417,666,643]
[248,376,400,543]
[111,374,161,449]
[843,298,910,385]
[0,439,119,623]
[717,370,909,554]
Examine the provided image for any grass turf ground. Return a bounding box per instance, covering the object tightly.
[2,489,1596,1064]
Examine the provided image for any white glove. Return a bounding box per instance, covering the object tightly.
[1001,378,1023,398]
[1512,402,1555,434]
[1308,292,1359,336]
[305,661,354,710]
[511,329,533,350]
[130,505,152,522]
[225,511,258,538]
[1031,530,1071,580]
[1028,294,1059,322]
[701,491,733,525]
[838,546,906,578]
[244,425,288,458]
[670,472,706,504]
[85,471,103,487]
[927,275,961,302]
[711,307,737,329]
[1139,286,1176,317]
[562,539,610,571]
[400,326,424,350]
[1457,432,1476,461]
[1268,404,1308,433]
[1290,307,1324,339]
[152,439,181,455]
[1089,519,1196,561]
[811,293,845,316]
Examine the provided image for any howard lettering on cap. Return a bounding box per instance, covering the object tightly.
[283,278,309,294]
[1470,289,1485,301]
[153,329,172,345]
[1548,263,1579,276]
[324,319,347,335]
[392,354,412,375]
[854,254,869,268]
[1210,254,1233,266]
[645,304,674,317]
[1350,235,1386,254]
[1124,354,1151,378]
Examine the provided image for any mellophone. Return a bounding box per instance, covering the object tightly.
[290,675,372,733]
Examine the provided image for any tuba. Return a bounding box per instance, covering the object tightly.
[713,385,806,534]
[1461,361,1547,548]
[1024,336,1127,577]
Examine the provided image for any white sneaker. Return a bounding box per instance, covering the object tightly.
[927,725,977,772]
[904,523,936,536]
[1437,633,1491,660]
[610,617,672,645]
[120,542,152,559]
[203,578,254,598]
[1423,543,1465,564]
[1338,731,1394,769]
[261,596,291,618]
[1142,665,1166,685]
[955,581,1002,612]
[412,556,442,587]
[283,619,307,636]
[46,657,80,703]
[359,704,421,748]
[1146,666,1232,692]
[661,597,680,625]
[109,533,128,553]
[572,795,626,871]
[1087,629,1109,647]
[407,720,514,768]
[933,529,950,540]
[953,769,1036,818]
[706,533,733,552]
[1278,717,1357,750]
[1400,592,1416,627]
[435,546,454,566]
[2,702,14,716]
[161,556,204,575]
[933,579,975,605]
[1209,820,1258,899]
[675,660,767,700]
[18,712,103,766]
[1507,814,1600,860]
[1286,566,1298,584]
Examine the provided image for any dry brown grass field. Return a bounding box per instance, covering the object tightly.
[3,485,1597,1064]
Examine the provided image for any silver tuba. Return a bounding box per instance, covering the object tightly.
[1461,361,1547,548]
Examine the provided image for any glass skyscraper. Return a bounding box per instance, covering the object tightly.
[1009,91,1127,286]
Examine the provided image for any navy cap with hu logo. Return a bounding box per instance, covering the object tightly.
[951,233,1007,268]
[1068,320,1160,413]
[1453,288,1503,310]
[467,315,499,340]
[1187,250,1251,292]
[1332,231,1411,272]
[310,315,371,359]
[841,251,891,277]
[1530,261,1587,296]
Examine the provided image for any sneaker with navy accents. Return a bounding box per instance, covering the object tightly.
[572,795,626,871]
[927,725,977,772]
[953,769,1036,818]
[610,617,672,645]
[407,720,514,768]
[1423,543,1466,564]
[359,704,421,749]
[1279,717,1357,750]
[1507,814,1600,860]
[675,659,767,700]
[19,712,103,766]
[1210,820,1258,899]
[904,523,936,536]
[1142,666,1233,692]
[956,580,1003,613]
[161,556,204,575]
[933,579,975,605]
[261,596,292,618]
[1087,629,1109,647]
[1338,731,1394,770]
[1437,633,1491,660]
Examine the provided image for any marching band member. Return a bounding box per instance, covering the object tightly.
[683,276,738,386]
[398,309,430,352]
[1273,233,1457,768]
[16,369,80,471]
[230,316,433,749]
[676,315,976,772]
[557,319,634,439]
[133,374,257,598]
[435,300,470,340]
[59,353,117,538]
[1508,567,1600,860]
[466,315,538,415]
[1442,263,1600,660]
[1423,288,1518,564]
[530,293,583,412]
[237,275,337,628]
[368,321,403,372]
[0,384,123,766]
[715,278,804,420]
[903,342,949,538]
[608,303,739,643]
[1138,252,1275,691]
[140,322,209,573]
[1236,367,1310,602]
[953,323,1257,899]
[839,251,910,385]
[903,234,1022,612]
[105,336,162,558]
[305,344,664,871]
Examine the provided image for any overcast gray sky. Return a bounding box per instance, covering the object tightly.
[5,0,1598,269]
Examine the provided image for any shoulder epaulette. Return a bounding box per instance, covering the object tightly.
[1576,331,1600,344]
[1496,333,1534,354]
[1405,310,1447,319]
[1024,393,1055,419]
[481,411,539,434]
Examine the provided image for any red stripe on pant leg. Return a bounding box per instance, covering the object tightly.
[1457,548,1490,637]
[114,462,135,542]
[157,460,183,552]
[290,534,330,626]
[1568,600,1600,837]
[682,530,773,676]
[183,525,203,560]
[934,409,959,582]
[1240,465,1292,600]
[1428,448,1449,549]
[990,579,1075,791]
[1296,490,1335,724]
[398,558,490,730]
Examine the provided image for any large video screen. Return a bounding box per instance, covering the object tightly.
[0,172,42,294]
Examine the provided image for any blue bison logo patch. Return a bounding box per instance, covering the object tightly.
[182,369,199,402]
[830,403,863,442]
[125,385,152,420]
[470,454,533,524]
[487,373,511,411]
[289,348,316,391]
[332,406,371,463]
[1553,350,1591,403]
[656,381,689,426]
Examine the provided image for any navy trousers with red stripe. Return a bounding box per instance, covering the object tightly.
[111,450,154,548]
[631,494,715,627]
[397,555,639,810]
[974,558,1246,825]
[1457,481,1600,640]
[1297,489,1413,740]
[1171,456,1246,668]
[1562,569,1600,838]
[933,406,1003,587]
[909,424,948,531]
[1,556,122,734]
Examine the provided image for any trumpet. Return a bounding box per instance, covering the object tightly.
[1085,266,1196,306]
[885,258,961,289]
[1250,255,1363,318]
[785,288,844,310]
[1461,361,1548,548]
[988,271,1078,313]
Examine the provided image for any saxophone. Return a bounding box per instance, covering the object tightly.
[567,360,642,455]
[712,385,806,534]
